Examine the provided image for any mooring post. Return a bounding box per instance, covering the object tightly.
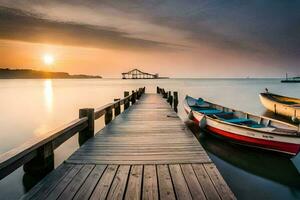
[114,98,121,116]
[143,87,146,94]
[124,91,130,109]
[174,91,178,112]
[23,141,54,176]
[131,90,136,104]
[137,89,141,99]
[169,95,173,107]
[78,108,95,146]
[167,91,171,102]
[135,89,139,100]
[163,89,167,98]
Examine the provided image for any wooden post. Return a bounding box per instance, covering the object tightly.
[135,90,139,100]
[163,89,167,98]
[169,95,173,107]
[23,142,54,175]
[167,91,171,102]
[140,87,145,97]
[124,91,130,110]
[131,90,136,104]
[105,107,113,125]
[114,98,121,116]
[78,108,95,146]
[166,91,169,101]
[140,87,144,97]
[173,91,178,113]
[137,89,141,99]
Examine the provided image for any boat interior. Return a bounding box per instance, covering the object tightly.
[261,93,300,106]
[186,96,299,135]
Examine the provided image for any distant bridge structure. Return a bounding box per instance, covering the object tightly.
[122,68,159,79]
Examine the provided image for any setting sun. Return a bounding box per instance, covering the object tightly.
[43,54,54,65]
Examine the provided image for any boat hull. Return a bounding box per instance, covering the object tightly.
[184,104,300,156]
[259,94,300,119]
[281,80,300,83]
[206,125,300,155]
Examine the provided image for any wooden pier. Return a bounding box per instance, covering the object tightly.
[0,87,235,200]
[121,69,168,79]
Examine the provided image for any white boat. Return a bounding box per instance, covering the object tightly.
[260,92,300,120]
[184,96,300,156]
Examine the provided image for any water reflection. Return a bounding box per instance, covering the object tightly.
[44,80,53,113]
[1,79,300,199]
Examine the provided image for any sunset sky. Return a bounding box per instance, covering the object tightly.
[0,1,299,78]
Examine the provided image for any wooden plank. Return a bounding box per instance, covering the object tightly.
[57,164,94,200]
[71,152,208,157]
[66,159,208,165]
[192,164,221,200]
[180,164,206,199]
[73,165,107,200]
[169,164,192,200]
[67,154,209,162]
[21,93,234,200]
[142,165,158,200]
[157,165,176,200]
[90,165,118,200]
[22,164,73,200]
[204,164,236,200]
[65,93,208,165]
[78,147,204,151]
[79,143,202,147]
[72,153,207,159]
[106,165,131,200]
[45,164,83,200]
[125,165,143,200]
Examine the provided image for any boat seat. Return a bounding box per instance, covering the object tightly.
[191,106,213,111]
[250,124,265,128]
[198,109,223,114]
[223,118,252,123]
[223,118,265,128]
[214,112,234,118]
[190,103,210,109]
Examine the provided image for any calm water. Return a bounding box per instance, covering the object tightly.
[0,78,300,199]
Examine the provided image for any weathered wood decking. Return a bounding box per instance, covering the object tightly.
[22,94,235,200]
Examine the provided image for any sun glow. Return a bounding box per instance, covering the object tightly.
[44,79,53,113]
[43,54,54,65]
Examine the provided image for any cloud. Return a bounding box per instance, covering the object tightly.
[0,6,180,51]
[137,0,300,60]
[0,0,300,62]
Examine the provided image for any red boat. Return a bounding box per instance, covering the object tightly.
[184,96,300,156]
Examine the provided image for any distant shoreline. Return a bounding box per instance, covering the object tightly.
[0,68,102,79]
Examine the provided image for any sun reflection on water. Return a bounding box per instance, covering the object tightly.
[44,79,53,112]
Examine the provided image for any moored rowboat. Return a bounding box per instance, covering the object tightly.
[259,92,300,120]
[184,96,300,156]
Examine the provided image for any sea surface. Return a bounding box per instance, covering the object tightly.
[0,78,300,200]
